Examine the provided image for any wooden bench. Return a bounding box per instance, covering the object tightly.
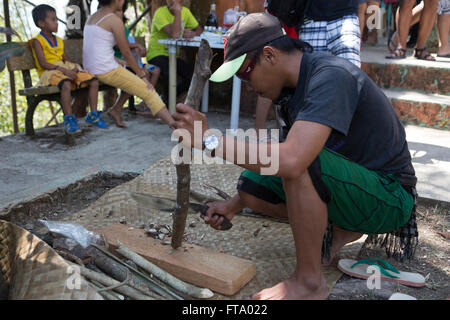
[6,38,145,136]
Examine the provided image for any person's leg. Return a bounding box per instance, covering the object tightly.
[176,58,194,97]
[390,2,424,50]
[150,66,161,87]
[366,1,380,45]
[252,170,329,300]
[415,0,439,59]
[60,80,73,115]
[149,56,170,101]
[88,79,99,112]
[388,0,415,57]
[107,91,130,128]
[437,13,450,56]
[358,2,369,41]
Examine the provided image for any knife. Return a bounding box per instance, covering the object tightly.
[128,191,233,231]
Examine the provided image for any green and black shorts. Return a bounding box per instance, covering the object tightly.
[237,148,415,235]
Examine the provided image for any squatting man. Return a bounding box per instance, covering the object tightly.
[172,13,418,300]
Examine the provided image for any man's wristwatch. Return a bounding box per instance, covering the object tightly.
[203,134,220,157]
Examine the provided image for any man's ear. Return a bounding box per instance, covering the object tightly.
[263,46,277,64]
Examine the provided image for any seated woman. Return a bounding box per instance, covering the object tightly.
[83,0,174,128]
[112,2,161,117]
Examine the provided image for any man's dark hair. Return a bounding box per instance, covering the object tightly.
[99,0,115,6]
[32,4,56,28]
[251,36,313,62]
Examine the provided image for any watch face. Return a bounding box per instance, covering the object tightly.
[204,135,219,150]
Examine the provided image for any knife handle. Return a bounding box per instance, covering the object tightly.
[200,205,233,231]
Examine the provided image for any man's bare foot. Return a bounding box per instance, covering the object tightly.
[251,274,328,300]
[107,107,127,128]
[322,226,363,267]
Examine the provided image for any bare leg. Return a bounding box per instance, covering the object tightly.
[397,0,416,49]
[107,91,129,128]
[391,3,424,50]
[415,0,438,57]
[437,14,450,56]
[150,67,161,87]
[60,81,73,115]
[365,1,380,45]
[358,2,369,42]
[88,79,99,112]
[252,171,329,300]
[238,189,362,267]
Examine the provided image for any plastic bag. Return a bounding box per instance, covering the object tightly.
[223,8,238,26]
[38,220,102,248]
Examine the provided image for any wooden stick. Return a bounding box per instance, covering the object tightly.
[116,241,214,299]
[70,262,155,300]
[172,39,213,249]
[90,244,181,300]
[87,246,162,299]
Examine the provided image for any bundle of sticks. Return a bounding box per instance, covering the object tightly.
[55,236,213,300]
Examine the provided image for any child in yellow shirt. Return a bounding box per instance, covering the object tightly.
[30,4,107,134]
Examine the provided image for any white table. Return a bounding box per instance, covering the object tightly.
[158,35,242,130]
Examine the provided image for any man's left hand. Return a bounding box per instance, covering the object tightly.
[183,29,197,39]
[172,103,209,149]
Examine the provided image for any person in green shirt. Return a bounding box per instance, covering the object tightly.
[147,0,202,102]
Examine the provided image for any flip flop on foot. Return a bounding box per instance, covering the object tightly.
[414,47,436,61]
[338,258,426,287]
[386,48,406,59]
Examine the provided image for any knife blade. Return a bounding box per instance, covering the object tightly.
[128,192,233,231]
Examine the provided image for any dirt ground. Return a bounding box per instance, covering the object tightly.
[1,174,448,300]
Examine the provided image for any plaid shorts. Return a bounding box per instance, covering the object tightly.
[299,14,361,67]
[438,0,450,15]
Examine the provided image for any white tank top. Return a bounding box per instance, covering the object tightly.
[83,13,119,75]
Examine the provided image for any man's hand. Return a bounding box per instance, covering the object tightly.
[169,1,182,14]
[203,201,237,230]
[172,103,209,149]
[183,29,196,39]
[60,67,77,80]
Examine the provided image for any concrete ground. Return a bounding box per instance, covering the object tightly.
[0,110,448,210]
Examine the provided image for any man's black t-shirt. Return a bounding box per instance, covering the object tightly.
[274,52,417,187]
[306,0,359,21]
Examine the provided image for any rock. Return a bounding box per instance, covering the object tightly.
[119,217,127,224]
[189,221,196,228]
[144,228,158,238]
[24,223,34,230]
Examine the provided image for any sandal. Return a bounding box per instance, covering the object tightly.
[338,258,426,287]
[414,47,436,61]
[386,47,406,59]
[387,31,397,53]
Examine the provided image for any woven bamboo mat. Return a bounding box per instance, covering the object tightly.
[0,220,103,300]
[62,156,365,299]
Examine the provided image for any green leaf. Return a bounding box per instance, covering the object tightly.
[0,42,25,72]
